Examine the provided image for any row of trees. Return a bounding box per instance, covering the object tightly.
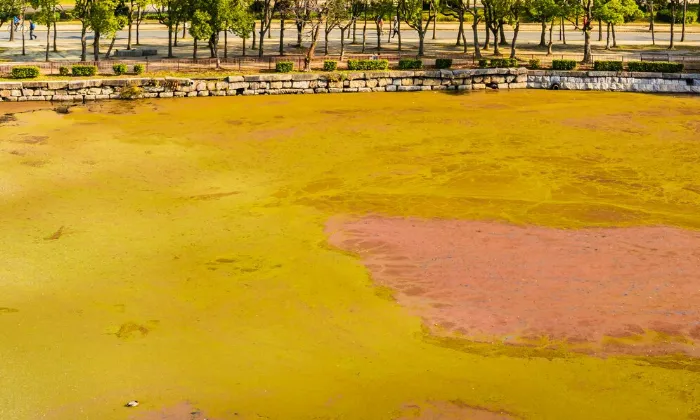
[0,0,693,65]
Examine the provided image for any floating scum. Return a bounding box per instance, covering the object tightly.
[0,91,699,419]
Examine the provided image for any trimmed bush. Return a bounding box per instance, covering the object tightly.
[435,58,453,69]
[119,85,143,100]
[133,63,145,75]
[323,60,337,71]
[398,58,423,70]
[11,66,40,79]
[112,63,128,75]
[478,58,489,68]
[552,59,577,70]
[347,59,389,70]
[59,66,70,76]
[275,61,294,73]
[489,58,518,68]
[627,61,684,73]
[593,60,623,71]
[71,65,98,76]
[528,58,541,69]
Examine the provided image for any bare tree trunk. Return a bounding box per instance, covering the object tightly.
[53,21,58,52]
[352,20,357,43]
[362,3,367,53]
[127,19,133,49]
[252,22,257,49]
[193,37,198,60]
[397,9,402,51]
[562,17,566,44]
[509,20,519,58]
[21,19,24,55]
[296,21,303,47]
[340,27,346,60]
[136,7,142,45]
[10,21,14,42]
[605,22,610,49]
[484,22,490,49]
[456,14,463,45]
[611,23,617,47]
[492,27,500,55]
[167,26,173,58]
[539,20,546,46]
[80,25,87,61]
[304,24,321,71]
[431,3,436,39]
[45,24,49,61]
[669,1,675,49]
[471,18,481,58]
[280,17,285,55]
[598,19,602,41]
[224,29,228,58]
[418,31,425,56]
[499,21,507,45]
[376,22,381,52]
[681,0,687,41]
[582,0,592,63]
[93,29,100,61]
[649,0,655,45]
[242,35,246,56]
[324,27,330,55]
[105,36,117,58]
[174,22,179,46]
[559,16,562,40]
[547,20,553,55]
[258,23,265,57]
[182,21,186,38]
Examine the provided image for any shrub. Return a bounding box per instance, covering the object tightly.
[112,63,128,75]
[627,61,684,73]
[398,58,423,70]
[478,58,489,68]
[71,65,98,76]
[489,58,518,68]
[593,60,623,71]
[59,66,70,76]
[275,61,294,73]
[11,66,40,79]
[552,59,577,70]
[133,63,145,75]
[656,8,697,24]
[347,59,389,70]
[435,58,453,69]
[322,60,338,71]
[119,85,143,100]
[528,58,541,69]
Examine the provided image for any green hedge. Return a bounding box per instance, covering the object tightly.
[275,61,294,73]
[323,60,337,71]
[528,58,541,69]
[552,59,577,70]
[398,58,423,70]
[627,61,684,73]
[59,66,70,76]
[11,66,40,79]
[478,58,489,68]
[435,58,453,69]
[72,65,97,76]
[112,63,128,75]
[134,64,144,75]
[347,59,389,70]
[593,60,623,71]
[489,58,518,68]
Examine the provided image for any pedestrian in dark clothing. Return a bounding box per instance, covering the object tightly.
[29,20,37,40]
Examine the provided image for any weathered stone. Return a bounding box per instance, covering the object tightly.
[386,85,397,92]
[174,91,187,97]
[358,87,372,93]
[349,80,366,88]
[195,82,207,91]
[17,96,27,102]
[345,72,365,80]
[398,86,421,92]
[472,83,485,90]
[0,90,11,98]
[27,96,46,101]
[343,88,359,92]
[366,79,378,88]
[432,85,447,90]
[84,95,96,101]
[328,88,343,93]
[508,82,527,89]
[314,88,328,93]
[187,91,198,97]
[0,82,22,89]
[11,90,21,97]
[21,89,34,96]
[159,92,174,98]
[401,78,413,86]
[22,81,48,88]
[291,73,317,81]
[302,89,314,94]
[292,80,310,89]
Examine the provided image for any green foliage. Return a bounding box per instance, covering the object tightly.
[276,61,294,72]
[72,65,98,76]
[593,60,623,71]
[0,0,21,28]
[59,66,70,76]
[478,58,489,68]
[119,85,143,99]
[527,0,559,24]
[529,58,541,69]
[398,59,423,70]
[489,58,518,68]
[11,66,40,79]
[593,0,642,25]
[552,59,577,70]
[113,63,128,75]
[656,8,697,24]
[323,60,338,71]
[627,61,684,73]
[189,10,213,40]
[435,58,453,69]
[134,64,145,74]
[347,59,389,70]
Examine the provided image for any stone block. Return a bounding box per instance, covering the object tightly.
[242,90,257,95]
[303,89,315,94]
[291,73,317,81]
[358,87,372,93]
[508,82,527,89]
[0,82,22,89]
[388,71,414,78]
[282,81,292,88]
[17,97,27,102]
[0,90,11,98]
[401,78,414,86]
[349,80,366,88]
[227,75,245,82]
[371,87,386,92]
[206,82,217,91]
[386,85,397,92]
[21,89,35,96]
[457,85,471,91]
[195,82,207,91]
[142,93,158,98]
[366,79,378,88]
[420,86,431,91]
[314,88,328,93]
[432,85,447,90]
[187,91,198,97]
[174,91,187,97]
[197,91,210,96]
[27,96,46,101]
[84,95,96,101]
[328,88,343,93]
[11,90,21,97]
[292,80,310,89]
[343,88,359,92]
[398,86,420,92]
[472,83,485,90]
[22,81,48,88]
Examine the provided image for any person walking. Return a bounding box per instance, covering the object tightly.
[29,20,36,40]
[391,15,399,39]
[13,16,20,32]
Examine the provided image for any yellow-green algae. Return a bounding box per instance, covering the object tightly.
[0,91,699,420]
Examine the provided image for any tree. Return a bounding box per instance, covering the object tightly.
[292,0,310,47]
[257,0,276,56]
[442,0,471,53]
[189,9,212,58]
[0,0,21,41]
[73,0,92,61]
[579,0,593,63]
[126,0,146,49]
[527,0,558,47]
[229,0,255,55]
[31,0,59,61]
[508,0,525,58]
[300,0,325,71]
[680,0,685,41]
[104,0,129,58]
[668,0,679,48]
[483,0,512,55]
[85,0,125,60]
[325,0,355,59]
[400,0,439,56]
[594,0,640,49]
[372,0,393,53]
[155,0,186,57]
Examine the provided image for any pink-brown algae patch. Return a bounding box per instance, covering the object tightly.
[326,216,700,356]
[394,400,517,420]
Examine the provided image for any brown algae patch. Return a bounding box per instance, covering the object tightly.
[1,92,699,420]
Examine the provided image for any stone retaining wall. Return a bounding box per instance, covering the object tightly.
[0,68,697,102]
[528,70,700,93]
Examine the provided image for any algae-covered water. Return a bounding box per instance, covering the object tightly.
[1,91,699,420]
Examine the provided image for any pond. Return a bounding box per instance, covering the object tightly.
[1,91,699,420]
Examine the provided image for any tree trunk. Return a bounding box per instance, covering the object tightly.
[304,24,320,71]
[167,26,173,58]
[193,38,197,60]
[174,22,179,46]
[10,20,14,42]
[81,25,87,61]
[21,20,24,55]
[546,20,553,55]
[559,16,562,40]
[681,0,687,41]
[127,19,133,49]
[611,23,617,47]
[492,27,500,55]
[484,22,490,49]
[583,22,592,63]
[397,10,402,51]
[324,28,329,55]
[53,21,57,52]
[136,7,141,45]
[471,19,481,58]
[242,36,246,56]
[499,21,507,45]
[352,20,357,43]
[280,17,285,55]
[93,29,100,61]
[509,21,519,58]
[182,21,186,38]
[224,30,228,58]
[376,22,381,52]
[456,14,463,45]
[252,22,257,49]
[461,16,467,52]
[209,32,218,58]
[362,4,367,53]
[259,24,265,57]
[431,4,436,39]
[669,2,675,49]
[340,27,346,60]
[539,20,546,46]
[598,19,602,41]
[649,0,655,45]
[296,22,303,47]
[562,17,566,44]
[418,31,425,56]
[105,36,116,58]
[45,24,49,61]
[605,22,610,49]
